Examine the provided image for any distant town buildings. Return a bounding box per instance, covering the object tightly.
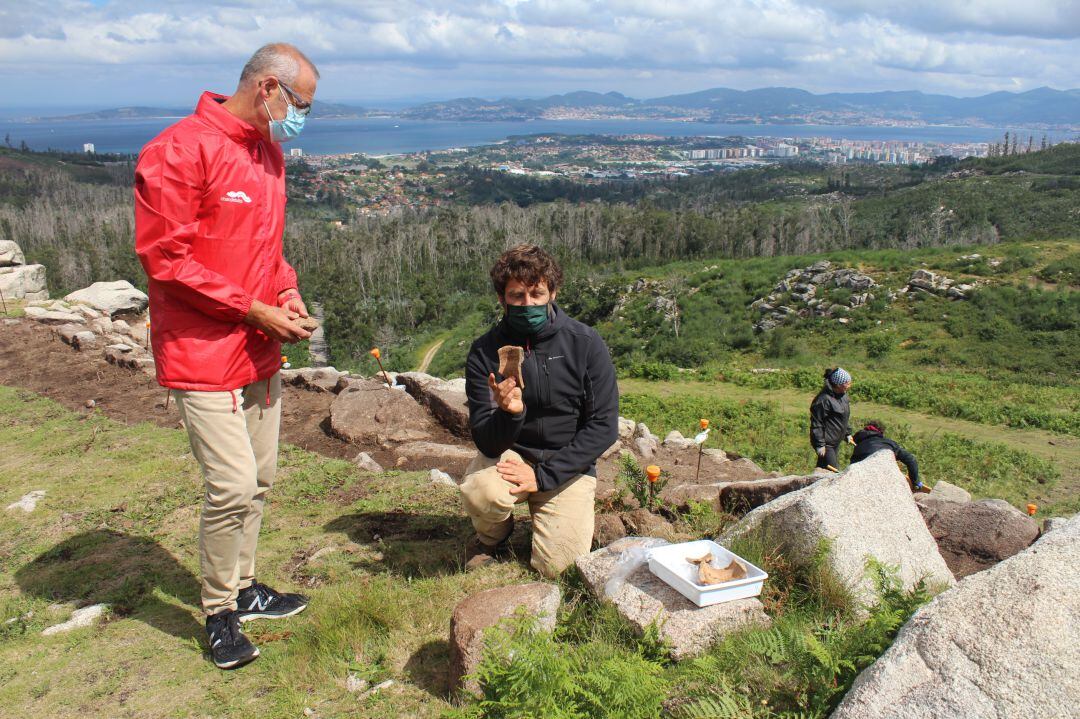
[688,146,764,159]
[285,131,1028,216]
[83,143,95,154]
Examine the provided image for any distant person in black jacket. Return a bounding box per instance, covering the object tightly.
[851,422,927,492]
[460,244,619,577]
[810,367,853,471]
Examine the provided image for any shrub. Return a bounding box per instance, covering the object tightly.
[1038,252,1080,286]
[864,333,895,359]
[763,328,799,359]
[625,361,681,381]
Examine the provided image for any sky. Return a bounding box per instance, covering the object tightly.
[1,0,1079,110]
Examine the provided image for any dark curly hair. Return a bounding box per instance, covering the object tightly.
[490,244,563,297]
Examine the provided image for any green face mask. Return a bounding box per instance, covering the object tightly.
[505,303,550,336]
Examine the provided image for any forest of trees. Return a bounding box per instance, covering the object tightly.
[1,143,1077,367]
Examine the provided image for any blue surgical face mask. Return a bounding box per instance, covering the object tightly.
[264,86,306,143]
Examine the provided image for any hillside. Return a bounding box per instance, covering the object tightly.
[0,303,1075,717]
[1,143,1077,453]
[1,131,1077,714]
[400,85,1080,126]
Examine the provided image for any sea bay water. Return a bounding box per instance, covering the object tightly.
[0,115,1073,157]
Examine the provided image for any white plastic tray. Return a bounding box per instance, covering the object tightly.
[647,539,768,607]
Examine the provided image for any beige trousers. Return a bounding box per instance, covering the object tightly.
[459,449,596,578]
[173,373,282,615]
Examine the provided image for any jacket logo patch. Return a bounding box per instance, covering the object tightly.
[221,190,252,204]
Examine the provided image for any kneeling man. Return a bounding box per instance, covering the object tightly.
[461,244,618,577]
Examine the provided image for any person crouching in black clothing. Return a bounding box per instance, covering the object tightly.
[810,367,853,471]
[851,421,928,492]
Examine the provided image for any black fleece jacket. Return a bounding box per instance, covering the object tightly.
[465,304,619,492]
[809,385,852,449]
[851,429,920,485]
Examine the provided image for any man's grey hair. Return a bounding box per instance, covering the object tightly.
[240,43,320,86]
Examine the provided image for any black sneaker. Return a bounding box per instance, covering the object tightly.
[235,580,309,623]
[206,610,259,669]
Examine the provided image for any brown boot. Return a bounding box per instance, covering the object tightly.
[464,533,512,571]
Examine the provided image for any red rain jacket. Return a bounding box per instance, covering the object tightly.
[135,91,298,391]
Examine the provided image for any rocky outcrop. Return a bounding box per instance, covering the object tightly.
[352,452,384,473]
[65,280,148,317]
[662,430,696,450]
[593,513,629,547]
[719,473,820,513]
[903,269,974,300]
[0,240,26,266]
[23,306,84,324]
[576,537,769,660]
[917,479,971,504]
[448,583,561,696]
[752,260,877,331]
[916,498,1039,578]
[659,483,729,512]
[396,371,470,438]
[422,384,470,439]
[632,422,660,459]
[394,441,476,464]
[282,367,347,393]
[0,241,48,302]
[722,451,954,606]
[329,379,438,445]
[831,515,1080,719]
[708,457,773,483]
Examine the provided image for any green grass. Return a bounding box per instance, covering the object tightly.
[0,375,1073,717]
[452,541,930,719]
[0,385,533,718]
[414,239,1080,439]
[618,390,1071,516]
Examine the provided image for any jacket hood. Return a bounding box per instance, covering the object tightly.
[853,428,882,443]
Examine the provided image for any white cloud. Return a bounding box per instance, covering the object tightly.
[0,0,1076,106]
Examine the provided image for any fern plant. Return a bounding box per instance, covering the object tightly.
[669,557,932,719]
[465,614,667,719]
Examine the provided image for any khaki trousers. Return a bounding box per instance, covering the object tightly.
[173,373,282,615]
[459,449,596,578]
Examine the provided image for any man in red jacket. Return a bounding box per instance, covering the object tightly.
[135,43,316,669]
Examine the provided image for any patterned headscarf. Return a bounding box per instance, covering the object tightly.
[829,367,852,387]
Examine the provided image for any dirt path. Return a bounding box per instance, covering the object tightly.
[415,337,446,373]
[619,377,1080,490]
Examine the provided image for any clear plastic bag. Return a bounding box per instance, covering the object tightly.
[603,537,670,599]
